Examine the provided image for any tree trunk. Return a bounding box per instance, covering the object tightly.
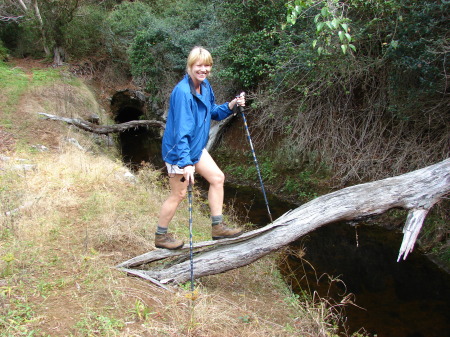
[53,46,66,66]
[38,113,164,134]
[17,0,28,12]
[39,112,231,149]
[117,159,450,285]
[31,0,50,56]
[206,115,234,151]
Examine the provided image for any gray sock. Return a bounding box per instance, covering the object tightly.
[155,226,168,235]
[211,215,223,226]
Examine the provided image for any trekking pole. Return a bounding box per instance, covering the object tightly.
[181,176,196,299]
[237,93,273,223]
[187,178,195,293]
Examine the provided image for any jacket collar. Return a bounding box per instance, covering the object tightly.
[187,74,206,96]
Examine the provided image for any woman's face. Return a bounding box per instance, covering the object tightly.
[190,61,211,85]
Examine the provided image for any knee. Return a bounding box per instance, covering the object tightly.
[178,189,187,200]
[210,171,225,186]
[172,189,187,202]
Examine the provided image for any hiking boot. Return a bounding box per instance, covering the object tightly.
[155,233,184,250]
[212,222,243,240]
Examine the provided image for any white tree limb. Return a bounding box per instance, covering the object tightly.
[17,0,28,12]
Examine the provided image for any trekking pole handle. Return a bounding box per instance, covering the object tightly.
[237,91,245,108]
[233,92,245,115]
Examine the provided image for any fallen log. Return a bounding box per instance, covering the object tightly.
[38,112,164,134]
[117,159,450,285]
[38,112,232,150]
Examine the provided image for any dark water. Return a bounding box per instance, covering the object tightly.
[220,182,450,337]
[283,223,450,337]
[117,134,450,337]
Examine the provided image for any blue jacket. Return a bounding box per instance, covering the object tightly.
[162,74,233,168]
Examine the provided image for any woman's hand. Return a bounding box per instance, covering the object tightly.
[228,92,246,110]
[183,165,195,185]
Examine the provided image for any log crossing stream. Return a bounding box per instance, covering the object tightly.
[117,127,450,337]
[221,182,450,337]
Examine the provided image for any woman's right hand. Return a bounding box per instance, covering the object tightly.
[183,165,195,185]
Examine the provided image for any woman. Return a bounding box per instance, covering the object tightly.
[155,46,245,250]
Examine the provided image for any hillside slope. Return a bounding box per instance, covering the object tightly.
[0,59,352,336]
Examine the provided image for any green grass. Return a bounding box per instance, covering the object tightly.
[72,311,124,336]
[30,68,62,85]
[0,289,45,337]
[0,62,30,117]
[0,61,76,120]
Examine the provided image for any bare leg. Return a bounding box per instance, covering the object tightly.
[157,174,187,229]
[195,150,225,217]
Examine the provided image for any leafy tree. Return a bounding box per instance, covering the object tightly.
[62,5,108,59]
[255,0,449,184]
[102,0,155,72]
[0,0,87,63]
[213,0,287,88]
[0,0,118,62]
[39,0,81,64]
[286,0,355,55]
[0,0,50,57]
[126,0,221,95]
[105,1,154,49]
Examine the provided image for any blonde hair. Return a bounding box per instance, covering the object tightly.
[186,46,213,76]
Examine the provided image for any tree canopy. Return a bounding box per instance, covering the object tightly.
[0,0,448,185]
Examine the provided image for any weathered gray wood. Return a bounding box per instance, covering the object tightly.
[206,115,234,151]
[118,159,450,285]
[116,219,288,268]
[38,112,164,134]
[38,112,233,152]
[119,268,174,291]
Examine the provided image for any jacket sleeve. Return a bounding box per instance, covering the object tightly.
[211,102,234,121]
[171,88,195,168]
[207,83,234,121]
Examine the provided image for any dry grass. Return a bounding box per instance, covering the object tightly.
[0,144,320,336]
[0,59,352,337]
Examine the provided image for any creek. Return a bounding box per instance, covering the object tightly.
[117,126,450,337]
[222,183,450,337]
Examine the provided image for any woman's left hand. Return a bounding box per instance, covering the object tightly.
[229,92,246,110]
[236,92,246,107]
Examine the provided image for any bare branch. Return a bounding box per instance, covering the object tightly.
[38,112,164,134]
[0,15,25,22]
[17,0,29,12]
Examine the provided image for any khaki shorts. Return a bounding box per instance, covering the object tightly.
[166,163,196,175]
[165,149,206,175]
